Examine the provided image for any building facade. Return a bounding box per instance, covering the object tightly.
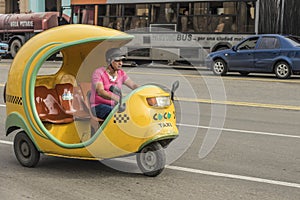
[0,0,70,14]
[0,0,4,14]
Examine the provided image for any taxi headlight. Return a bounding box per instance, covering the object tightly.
[147,96,171,107]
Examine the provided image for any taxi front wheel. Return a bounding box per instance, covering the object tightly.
[14,131,40,167]
[137,142,166,177]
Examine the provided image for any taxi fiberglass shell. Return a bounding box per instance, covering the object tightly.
[4,24,179,177]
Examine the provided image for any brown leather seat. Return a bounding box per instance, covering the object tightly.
[55,83,75,113]
[35,85,74,124]
[55,83,90,119]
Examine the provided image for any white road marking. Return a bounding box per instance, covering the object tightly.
[0,140,13,145]
[166,165,300,189]
[178,123,300,139]
[1,95,299,189]
[0,103,298,139]
[0,139,299,189]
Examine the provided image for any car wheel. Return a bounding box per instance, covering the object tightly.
[212,59,227,75]
[239,71,250,76]
[274,61,291,79]
[10,39,22,58]
[14,131,40,167]
[136,142,166,177]
[216,46,229,51]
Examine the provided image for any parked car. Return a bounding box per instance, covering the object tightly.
[206,34,300,79]
[0,42,8,60]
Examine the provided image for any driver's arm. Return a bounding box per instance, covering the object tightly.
[124,78,138,90]
[95,82,119,102]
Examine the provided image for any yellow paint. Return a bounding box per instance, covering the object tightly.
[5,24,178,160]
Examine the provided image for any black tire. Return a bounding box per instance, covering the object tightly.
[137,142,166,177]
[212,59,227,76]
[3,82,6,103]
[216,46,229,51]
[14,131,40,167]
[10,39,22,58]
[47,53,57,61]
[274,61,291,79]
[239,71,250,76]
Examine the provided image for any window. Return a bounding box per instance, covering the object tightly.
[237,37,259,50]
[97,4,149,31]
[72,5,94,24]
[179,2,192,32]
[45,0,58,11]
[124,4,149,31]
[258,37,280,49]
[77,1,256,34]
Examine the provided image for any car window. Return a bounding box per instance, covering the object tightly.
[257,37,280,49]
[237,37,259,50]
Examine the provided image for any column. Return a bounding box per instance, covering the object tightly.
[0,0,5,14]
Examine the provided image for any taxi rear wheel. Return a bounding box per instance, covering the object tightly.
[137,142,166,177]
[14,131,40,167]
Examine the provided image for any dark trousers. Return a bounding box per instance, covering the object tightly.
[91,104,114,119]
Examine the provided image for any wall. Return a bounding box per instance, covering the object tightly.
[0,0,5,13]
[258,0,300,35]
[0,0,70,14]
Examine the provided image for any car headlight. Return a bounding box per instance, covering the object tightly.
[147,96,171,108]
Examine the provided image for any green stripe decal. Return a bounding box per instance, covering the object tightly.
[22,35,141,149]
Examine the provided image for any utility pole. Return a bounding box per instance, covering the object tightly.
[255,0,260,34]
[280,0,285,34]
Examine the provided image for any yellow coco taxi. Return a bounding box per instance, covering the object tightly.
[4,24,179,176]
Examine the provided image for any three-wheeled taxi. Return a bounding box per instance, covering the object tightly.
[4,24,179,176]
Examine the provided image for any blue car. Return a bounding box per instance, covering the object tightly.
[0,42,8,60]
[206,34,300,79]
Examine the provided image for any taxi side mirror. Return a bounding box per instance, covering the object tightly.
[171,80,179,101]
[109,85,121,96]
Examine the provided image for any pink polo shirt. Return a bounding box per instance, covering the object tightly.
[90,67,128,108]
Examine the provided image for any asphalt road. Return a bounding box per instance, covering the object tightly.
[0,60,299,200]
